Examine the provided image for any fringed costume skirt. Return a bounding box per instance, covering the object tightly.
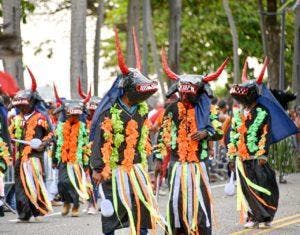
[101,163,166,234]
[167,161,212,235]
[15,157,52,220]
[58,162,89,207]
[236,158,279,223]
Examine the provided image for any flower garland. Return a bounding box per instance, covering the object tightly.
[9,116,23,158]
[0,138,11,172]
[55,118,89,164]
[177,102,199,163]
[100,102,150,178]
[227,107,269,160]
[122,120,139,171]
[138,119,152,167]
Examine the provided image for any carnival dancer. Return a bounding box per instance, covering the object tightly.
[9,68,53,222]
[155,49,227,235]
[228,58,298,228]
[78,78,101,214]
[90,28,165,235]
[52,85,91,217]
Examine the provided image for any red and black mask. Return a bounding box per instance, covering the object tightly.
[114,28,158,104]
[53,84,91,117]
[230,57,268,106]
[11,67,39,113]
[161,48,228,104]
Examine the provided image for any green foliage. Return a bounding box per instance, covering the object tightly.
[214,85,229,98]
[0,0,35,23]
[269,137,296,176]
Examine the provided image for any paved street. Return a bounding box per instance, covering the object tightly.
[1,173,300,235]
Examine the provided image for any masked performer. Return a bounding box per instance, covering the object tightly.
[78,79,101,214]
[90,28,165,235]
[155,49,227,235]
[9,68,53,222]
[52,86,91,217]
[228,58,298,228]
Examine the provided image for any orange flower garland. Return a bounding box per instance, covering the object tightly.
[256,124,268,157]
[177,102,199,163]
[122,120,139,171]
[236,115,250,160]
[100,118,113,179]
[61,117,81,163]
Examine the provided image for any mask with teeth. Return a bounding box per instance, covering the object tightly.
[53,84,91,118]
[230,57,268,106]
[114,27,158,105]
[161,48,228,104]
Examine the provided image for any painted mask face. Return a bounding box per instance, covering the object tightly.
[230,58,268,106]
[161,48,228,104]
[114,27,158,105]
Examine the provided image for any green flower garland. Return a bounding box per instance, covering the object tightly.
[54,121,89,164]
[108,102,149,168]
[12,116,23,159]
[170,121,177,150]
[246,107,267,153]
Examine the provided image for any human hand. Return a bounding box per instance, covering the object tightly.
[190,130,208,141]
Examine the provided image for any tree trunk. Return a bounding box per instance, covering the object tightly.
[258,0,269,57]
[145,0,166,96]
[265,0,280,89]
[168,0,182,86]
[2,0,24,88]
[293,0,300,105]
[71,0,87,98]
[223,0,239,83]
[126,0,140,67]
[93,0,104,96]
[142,0,149,76]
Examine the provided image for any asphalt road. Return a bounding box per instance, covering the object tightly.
[1,174,299,235]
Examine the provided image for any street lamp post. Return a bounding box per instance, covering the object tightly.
[279,0,286,90]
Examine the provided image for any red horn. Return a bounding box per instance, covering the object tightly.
[77,77,87,99]
[256,57,269,85]
[242,59,249,83]
[114,27,130,75]
[53,83,62,106]
[26,66,37,92]
[132,27,142,71]
[83,85,92,104]
[203,58,229,82]
[161,48,178,81]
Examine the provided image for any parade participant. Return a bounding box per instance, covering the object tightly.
[90,28,164,235]
[52,85,91,217]
[9,68,53,222]
[228,58,298,228]
[155,49,227,234]
[77,78,101,215]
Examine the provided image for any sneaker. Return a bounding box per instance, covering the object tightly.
[61,203,71,216]
[244,221,259,229]
[71,206,80,217]
[87,206,98,215]
[51,200,63,207]
[16,218,30,223]
[264,221,272,227]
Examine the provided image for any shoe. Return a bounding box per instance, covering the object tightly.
[87,206,98,215]
[264,221,272,227]
[71,206,80,217]
[16,218,30,223]
[0,206,4,217]
[34,216,43,222]
[51,200,63,207]
[61,203,71,216]
[244,221,259,229]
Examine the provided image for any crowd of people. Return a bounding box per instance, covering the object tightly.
[0,29,299,235]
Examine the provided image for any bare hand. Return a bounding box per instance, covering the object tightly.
[92,171,103,185]
[259,159,267,166]
[36,142,47,152]
[154,160,162,177]
[190,131,208,141]
[228,162,235,172]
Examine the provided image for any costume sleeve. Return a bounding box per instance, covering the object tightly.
[207,105,223,141]
[90,116,105,172]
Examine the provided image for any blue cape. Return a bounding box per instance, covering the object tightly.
[90,76,123,141]
[195,93,215,134]
[257,85,298,144]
